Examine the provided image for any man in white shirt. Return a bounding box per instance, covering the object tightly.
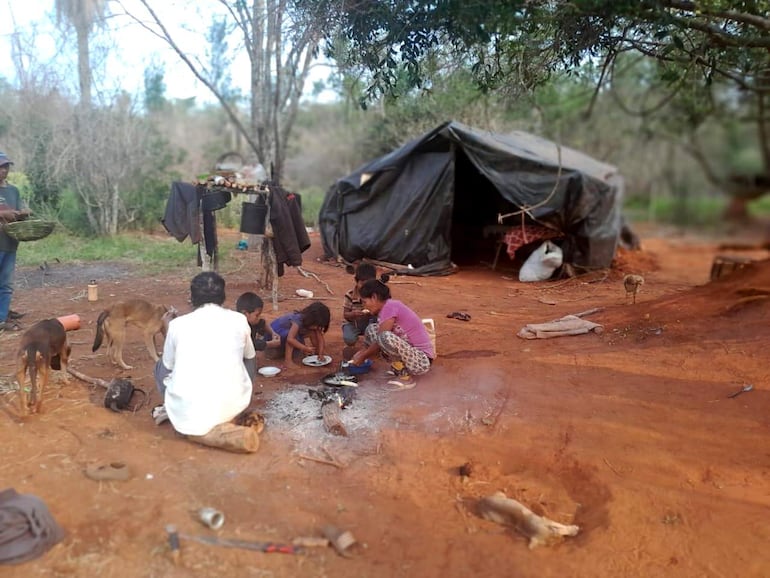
[152,272,259,450]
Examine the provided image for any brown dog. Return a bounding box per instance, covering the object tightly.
[16,319,71,416]
[92,299,177,370]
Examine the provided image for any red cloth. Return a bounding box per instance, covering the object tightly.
[503,225,561,260]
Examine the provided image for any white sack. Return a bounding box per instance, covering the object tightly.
[518,241,563,282]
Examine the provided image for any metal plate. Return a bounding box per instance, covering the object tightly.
[302,355,332,367]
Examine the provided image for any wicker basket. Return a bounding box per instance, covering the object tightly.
[3,220,56,241]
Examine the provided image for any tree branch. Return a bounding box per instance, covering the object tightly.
[128,0,262,158]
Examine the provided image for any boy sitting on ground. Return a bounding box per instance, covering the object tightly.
[235,292,280,359]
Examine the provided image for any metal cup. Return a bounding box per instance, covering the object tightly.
[198,507,225,530]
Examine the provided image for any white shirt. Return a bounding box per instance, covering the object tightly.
[162,303,256,435]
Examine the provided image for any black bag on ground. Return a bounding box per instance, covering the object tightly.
[103,379,146,412]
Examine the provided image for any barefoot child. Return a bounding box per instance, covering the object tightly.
[342,263,378,346]
[270,301,330,366]
[349,279,434,389]
[235,292,280,355]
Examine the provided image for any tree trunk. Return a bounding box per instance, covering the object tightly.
[724,197,750,222]
[76,26,92,109]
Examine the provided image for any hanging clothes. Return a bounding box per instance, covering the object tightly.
[162,182,201,244]
[268,186,310,277]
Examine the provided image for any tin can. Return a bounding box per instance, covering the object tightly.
[87,280,98,302]
[197,507,225,530]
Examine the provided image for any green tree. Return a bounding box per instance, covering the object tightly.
[55,0,107,108]
[297,0,770,216]
[132,0,323,183]
[144,62,167,113]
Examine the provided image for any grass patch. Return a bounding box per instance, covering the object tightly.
[15,232,220,273]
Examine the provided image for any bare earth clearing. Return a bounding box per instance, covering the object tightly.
[1,225,769,578]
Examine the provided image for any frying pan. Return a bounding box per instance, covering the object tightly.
[321,373,359,387]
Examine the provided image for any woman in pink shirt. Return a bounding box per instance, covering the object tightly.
[349,278,434,389]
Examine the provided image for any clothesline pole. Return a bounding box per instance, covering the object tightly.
[269,237,279,311]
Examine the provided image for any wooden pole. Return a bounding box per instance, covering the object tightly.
[268,237,279,311]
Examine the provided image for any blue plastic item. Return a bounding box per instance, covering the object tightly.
[343,359,373,375]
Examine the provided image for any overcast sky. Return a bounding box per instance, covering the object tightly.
[1,0,334,104]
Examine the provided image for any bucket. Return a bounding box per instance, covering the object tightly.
[241,201,268,235]
[56,314,81,331]
[421,318,436,357]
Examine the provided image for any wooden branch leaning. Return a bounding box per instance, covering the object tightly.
[297,266,334,295]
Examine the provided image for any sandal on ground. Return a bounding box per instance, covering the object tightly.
[387,378,417,391]
[446,311,471,322]
[84,462,131,482]
[0,321,22,332]
[8,310,25,320]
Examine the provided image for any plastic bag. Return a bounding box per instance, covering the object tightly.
[519,241,563,282]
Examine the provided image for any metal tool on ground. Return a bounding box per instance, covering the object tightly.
[178,532,302,554]
[165,524,181,565]
[727,384,754,398]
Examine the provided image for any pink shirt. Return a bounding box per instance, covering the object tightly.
[378,299,435,358]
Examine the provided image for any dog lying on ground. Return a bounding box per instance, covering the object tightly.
[16,318,71,416]
[478,491,579,549]
[92,299,178,370]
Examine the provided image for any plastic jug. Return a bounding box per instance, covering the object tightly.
[421,318,436,357]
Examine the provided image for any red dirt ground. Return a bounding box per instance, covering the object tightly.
[1,225,769,577]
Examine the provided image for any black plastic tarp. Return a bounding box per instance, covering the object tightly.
[319,121,624,275]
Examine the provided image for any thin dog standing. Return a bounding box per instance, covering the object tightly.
[92,299,177,370]
[16,318,71,415]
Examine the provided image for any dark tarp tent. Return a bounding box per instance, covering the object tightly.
[318,121,624,276]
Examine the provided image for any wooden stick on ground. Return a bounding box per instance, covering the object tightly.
[66,366,110,389]
[321,401,347,436]
[297,453,343,469]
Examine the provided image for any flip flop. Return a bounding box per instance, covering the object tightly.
[84,462,131,482]
[446,311,471,322]
[387,379,417,391]
[0,321,22,332]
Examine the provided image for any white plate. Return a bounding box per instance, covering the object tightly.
[302,355,332,367]
[258,366,281,377]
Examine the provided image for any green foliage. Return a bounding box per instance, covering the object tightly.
[144,63,168,113]
[298,186,326,227]
[748,196,770,217]
[57,188,94,235]
[624,194,727,228]
[15,232,209,274]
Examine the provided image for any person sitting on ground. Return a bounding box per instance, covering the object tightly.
[152,272,260,452]
[342,263,378,347]
[270,301,330,366]
[349,278,435,389]
[235,291,280,356]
